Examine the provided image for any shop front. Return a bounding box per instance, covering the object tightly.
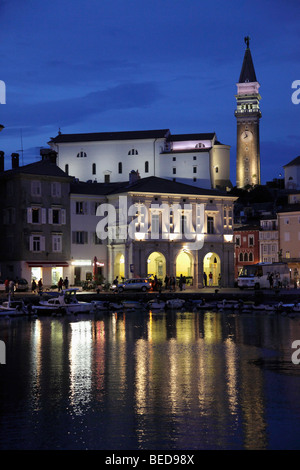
[27,262,69,288]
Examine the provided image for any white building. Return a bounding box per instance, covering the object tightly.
[68,173,237,288]
[48,129,232,191]
[284,156,300,190]
[259,217,279,263]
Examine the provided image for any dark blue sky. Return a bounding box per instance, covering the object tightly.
[1,0,300,185]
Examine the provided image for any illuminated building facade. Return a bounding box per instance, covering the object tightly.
[235,37,261,188]
[234,225,260,279]
[49,129,232,191]
[79,172,237,287]
[0,150,72,285]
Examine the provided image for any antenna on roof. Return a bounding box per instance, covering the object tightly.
[16,129,24,166]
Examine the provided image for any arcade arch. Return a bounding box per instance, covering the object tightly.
[203,252,221,286]
[147,251,166,280]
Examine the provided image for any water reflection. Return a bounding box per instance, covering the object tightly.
[1,310,300,449]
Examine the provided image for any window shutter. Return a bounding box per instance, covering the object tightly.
[84,202,88,215]
[29,235,33,251]
[41,236,45,251]
[27,208,32,223]
[48,209,53,224]
[84,231,88,244]
[42,208,47,224]
[61,209,66,224]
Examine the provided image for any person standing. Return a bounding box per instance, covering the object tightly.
[9,279,15,295]
[31,279,37,293]
[209,272,213,287]
[203,272,207,287]
[58,278,63,291]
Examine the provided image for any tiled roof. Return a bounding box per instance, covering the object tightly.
[109,176,228,197]
[167,133,216,142]
[0,159,70,179]
[50,129,170,143]
[283,156,300,167]
[70,176,231,197]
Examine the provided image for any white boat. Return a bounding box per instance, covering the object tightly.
[109,302,124,311]
[148,299,166,310]
[34,289,93,315]
[0,296,27,317]
[217,300,239,310]
[165,298,185,309]
[122,300,144,310]
[91,300,110,311]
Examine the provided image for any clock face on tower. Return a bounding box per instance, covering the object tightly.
[241,130,253,142]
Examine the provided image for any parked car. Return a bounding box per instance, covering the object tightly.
[15,279,29,292]
[113,278,152,293]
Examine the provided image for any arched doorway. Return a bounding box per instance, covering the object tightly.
[176,250,193,284]
[203,252,221,286]
[114,253,125,281]
[147,252,166,281]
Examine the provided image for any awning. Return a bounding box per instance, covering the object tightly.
[27,262,69,267]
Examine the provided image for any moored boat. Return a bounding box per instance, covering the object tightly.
[34,288,93,315]
[0,295,27,317]
[165,298,185,309]
[147,299,166,310]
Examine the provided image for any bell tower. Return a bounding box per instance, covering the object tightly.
[235,37,261,188]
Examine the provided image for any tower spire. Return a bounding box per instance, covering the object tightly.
[239,37,257,83]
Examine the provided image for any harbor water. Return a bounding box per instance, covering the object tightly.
[1,308,300,450]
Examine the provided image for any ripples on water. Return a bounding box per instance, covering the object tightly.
[1,309,300,450]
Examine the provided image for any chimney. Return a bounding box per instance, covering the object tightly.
[40,148,57,164]
[11,153,19,169]
[129,170,140,185]
[0,151,4,172]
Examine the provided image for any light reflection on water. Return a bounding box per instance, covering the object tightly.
[0,310,300,449]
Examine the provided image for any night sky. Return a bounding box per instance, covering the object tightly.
[0,0,300,185]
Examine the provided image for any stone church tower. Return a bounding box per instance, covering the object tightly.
[235,37,261,188]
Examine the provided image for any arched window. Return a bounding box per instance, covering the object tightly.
[239,253,243,262]
[128,149,138,155]
[249,252,253,261]
[145,161,149,173]
[77,151,87,158]
[244,253,248,262]
[65,164,69,175]
[118,162,122,174]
